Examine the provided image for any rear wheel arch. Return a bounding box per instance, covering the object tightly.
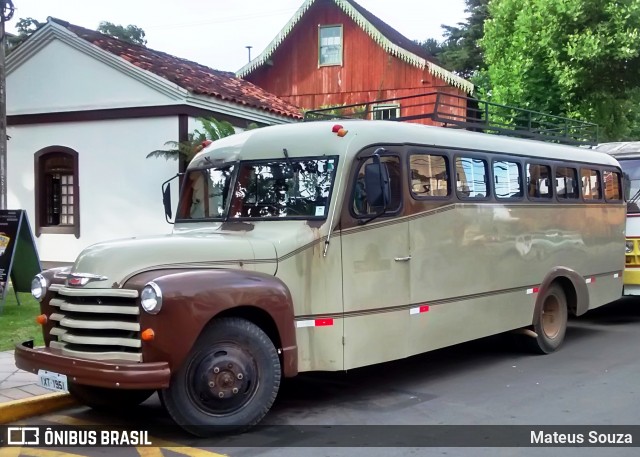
[535,267,588,321]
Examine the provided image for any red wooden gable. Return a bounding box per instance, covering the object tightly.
[237,0,473,125]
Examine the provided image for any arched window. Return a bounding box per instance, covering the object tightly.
[34,146,80,238]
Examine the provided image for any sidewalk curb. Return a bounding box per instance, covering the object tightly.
[0,392,78,424]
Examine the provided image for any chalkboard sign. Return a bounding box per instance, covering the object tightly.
[0,210,42,312]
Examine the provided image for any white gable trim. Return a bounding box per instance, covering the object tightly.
[7,21,188,102]
[236,0,474,94]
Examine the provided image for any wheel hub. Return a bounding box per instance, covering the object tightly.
[541,295,561,339]
[189,344,258,415]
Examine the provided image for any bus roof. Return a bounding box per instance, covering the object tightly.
[192,121,621,169]
[594,142,640,158]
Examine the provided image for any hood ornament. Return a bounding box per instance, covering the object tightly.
[66,273,109,287]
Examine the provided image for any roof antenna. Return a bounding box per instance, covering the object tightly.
[245,45,252,63]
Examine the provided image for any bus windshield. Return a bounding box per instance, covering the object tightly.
[619,159,640,213]
[178,157,338,221]
[230,157,338,219]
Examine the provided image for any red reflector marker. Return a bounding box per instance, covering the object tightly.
[332,124,343,133]
[315,318,334,327]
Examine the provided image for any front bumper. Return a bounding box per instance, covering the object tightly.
[15,341,171,390]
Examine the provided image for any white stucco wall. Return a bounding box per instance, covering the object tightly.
[7,117,180,263]
[7,39,179,115]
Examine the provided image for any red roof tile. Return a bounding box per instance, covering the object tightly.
[50,18,302,119]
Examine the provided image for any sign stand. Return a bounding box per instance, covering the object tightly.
[0,210,42,313]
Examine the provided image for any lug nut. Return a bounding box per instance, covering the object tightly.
[218,392,224,398]
[232,388,239,394]
[208,381,215,388]
[213,367,220,373]
[237,373,243,380]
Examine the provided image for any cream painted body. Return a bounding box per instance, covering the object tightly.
[61,121,625,372]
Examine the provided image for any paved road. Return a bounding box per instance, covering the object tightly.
[5,297,640,457]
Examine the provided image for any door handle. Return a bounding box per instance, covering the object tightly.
[394,256,412,262]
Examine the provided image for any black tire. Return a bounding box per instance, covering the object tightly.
[160,317,281,437]
[525,284,568,354]
[68,383,154,411]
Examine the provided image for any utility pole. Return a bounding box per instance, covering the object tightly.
[0,0,14,210]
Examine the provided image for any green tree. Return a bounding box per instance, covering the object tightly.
[440,0,489,81]
[417,0,490,88]
[6,18,148,51]
[6,17,44,50]
[482,0,640,141]
[97,21,147,46]
[147,117,257,163]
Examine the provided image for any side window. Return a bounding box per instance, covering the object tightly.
[493,160,523,199]
[526,163,552,199]
[353,155,402,216]
[409,153,449,198]
[555,166,579,199]
[455,157,488,198]
[581,168,602,200]
[372,104,400,120]
[603,170,622,201]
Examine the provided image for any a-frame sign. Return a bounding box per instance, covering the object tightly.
[0,210,42,313]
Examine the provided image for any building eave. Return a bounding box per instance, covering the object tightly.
[186,94,299,125]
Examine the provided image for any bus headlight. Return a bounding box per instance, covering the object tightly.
[626,240,634,254]
[31,274,48,301]
[140,282,163,314]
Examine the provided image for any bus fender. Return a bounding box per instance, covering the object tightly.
[533,267,589,322]
[123,268,298,378]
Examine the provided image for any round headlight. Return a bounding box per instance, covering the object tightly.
[140,282,163,314]
[31,274,48,301]
[626,240,634,254]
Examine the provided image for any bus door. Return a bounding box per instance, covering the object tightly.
[340,150,411,369]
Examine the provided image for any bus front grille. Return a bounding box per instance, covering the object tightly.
[48,292,141,362]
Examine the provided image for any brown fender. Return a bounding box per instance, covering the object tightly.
[124,268,298,377]
[533,267,589,324]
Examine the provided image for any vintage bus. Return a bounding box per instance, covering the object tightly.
[594,142,640,295]
[18,120,625,436]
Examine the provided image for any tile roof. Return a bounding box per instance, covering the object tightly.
[236,0,473,94]
[49,18,302,119]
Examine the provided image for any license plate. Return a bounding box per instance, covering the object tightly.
[38,370,68,392]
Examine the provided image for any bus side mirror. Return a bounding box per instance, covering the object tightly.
[162,173,181,224]
[364,153,390,209]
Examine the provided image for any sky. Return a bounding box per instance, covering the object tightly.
[6,0,468,72]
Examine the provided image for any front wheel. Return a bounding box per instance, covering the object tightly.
[525,284,568,354]
[160,317,281,437]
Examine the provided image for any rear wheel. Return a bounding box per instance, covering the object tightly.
[68,383,154,411]
[525,284,568,354]
[160,317,281,437]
